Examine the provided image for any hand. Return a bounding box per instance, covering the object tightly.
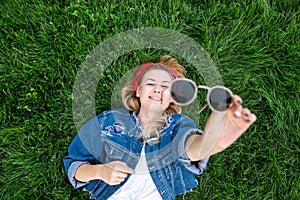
[228,95,257,130]
[98,161,135,185]
[207,94,257,152]
[186,95,256,160]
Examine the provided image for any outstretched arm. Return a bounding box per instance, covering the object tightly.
[185,95,257,161]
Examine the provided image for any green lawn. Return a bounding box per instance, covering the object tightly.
[1,0,299,199]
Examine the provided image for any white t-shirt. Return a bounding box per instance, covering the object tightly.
[108,144,162,200]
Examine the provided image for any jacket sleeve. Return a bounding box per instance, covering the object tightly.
[172,115,209,175]
[63,115,106,189]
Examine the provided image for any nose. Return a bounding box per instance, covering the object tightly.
[154,84,161,93]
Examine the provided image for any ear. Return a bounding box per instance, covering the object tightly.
[136,88,140,97]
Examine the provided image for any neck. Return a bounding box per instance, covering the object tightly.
[137,108,164,126]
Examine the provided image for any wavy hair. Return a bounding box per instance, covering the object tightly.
[121,55,186,143]
[122,55,185,115]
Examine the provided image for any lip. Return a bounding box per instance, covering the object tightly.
[149,96,161,102]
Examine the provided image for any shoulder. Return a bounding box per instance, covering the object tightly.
[96,108,131,120]
[95,108,135,127]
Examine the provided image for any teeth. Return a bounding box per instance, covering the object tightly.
[150,97,161,101]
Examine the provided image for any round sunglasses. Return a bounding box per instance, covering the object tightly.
[169,78,233,113]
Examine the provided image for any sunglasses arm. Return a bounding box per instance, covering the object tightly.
[198,104,208,114]
[197,85,210,114]
[198,85,210,90]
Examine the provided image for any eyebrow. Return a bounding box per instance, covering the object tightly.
[145,78,171,83]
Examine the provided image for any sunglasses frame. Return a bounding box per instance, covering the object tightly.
[169,78,233,113]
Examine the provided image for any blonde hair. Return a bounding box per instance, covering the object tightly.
[121,55,186,143]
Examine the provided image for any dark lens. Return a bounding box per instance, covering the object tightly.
[208,87,232,111]
[171,80,196,105]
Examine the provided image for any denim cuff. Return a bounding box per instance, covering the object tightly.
[179,156,209,175]
[178,128,209,175]
[68,161,89,189]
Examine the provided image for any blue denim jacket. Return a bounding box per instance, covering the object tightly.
[63,108,209,200]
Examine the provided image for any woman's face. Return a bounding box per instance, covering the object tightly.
[137,69,173,113]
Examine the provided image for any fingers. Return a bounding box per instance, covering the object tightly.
[242,109,257,123]
[104,161,135,185]
[230,95,243,117]
[112,161,135,174]
[109,171,128,185]
[230,95,257,124]
[231,94,243,106]
[108,177,125,185]
[116,171,129,179]
[242,108,256,123]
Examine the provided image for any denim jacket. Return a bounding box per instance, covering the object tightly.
[63,108,209,200]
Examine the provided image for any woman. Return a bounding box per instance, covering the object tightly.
[63,55,256,200]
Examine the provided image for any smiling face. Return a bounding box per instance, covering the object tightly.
[137,69,173,114]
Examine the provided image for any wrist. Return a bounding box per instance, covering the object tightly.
[75,163,103,182]
[93,164,104,180]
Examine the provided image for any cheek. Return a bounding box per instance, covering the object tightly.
[139,89,149,99]
[163,90,172,98]
[139,91,152,105]
[162,91,172,103]
[139,95,148,105]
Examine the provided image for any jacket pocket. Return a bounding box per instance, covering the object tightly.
[103,140,127,161]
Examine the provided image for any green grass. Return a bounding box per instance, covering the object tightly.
[1,0,299,199]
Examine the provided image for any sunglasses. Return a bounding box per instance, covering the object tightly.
[169,78,233,113]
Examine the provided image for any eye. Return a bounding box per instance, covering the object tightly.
[161,85,169,89]
[146,83,155,86]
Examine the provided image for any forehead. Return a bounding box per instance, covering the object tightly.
[141,69,173,82]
